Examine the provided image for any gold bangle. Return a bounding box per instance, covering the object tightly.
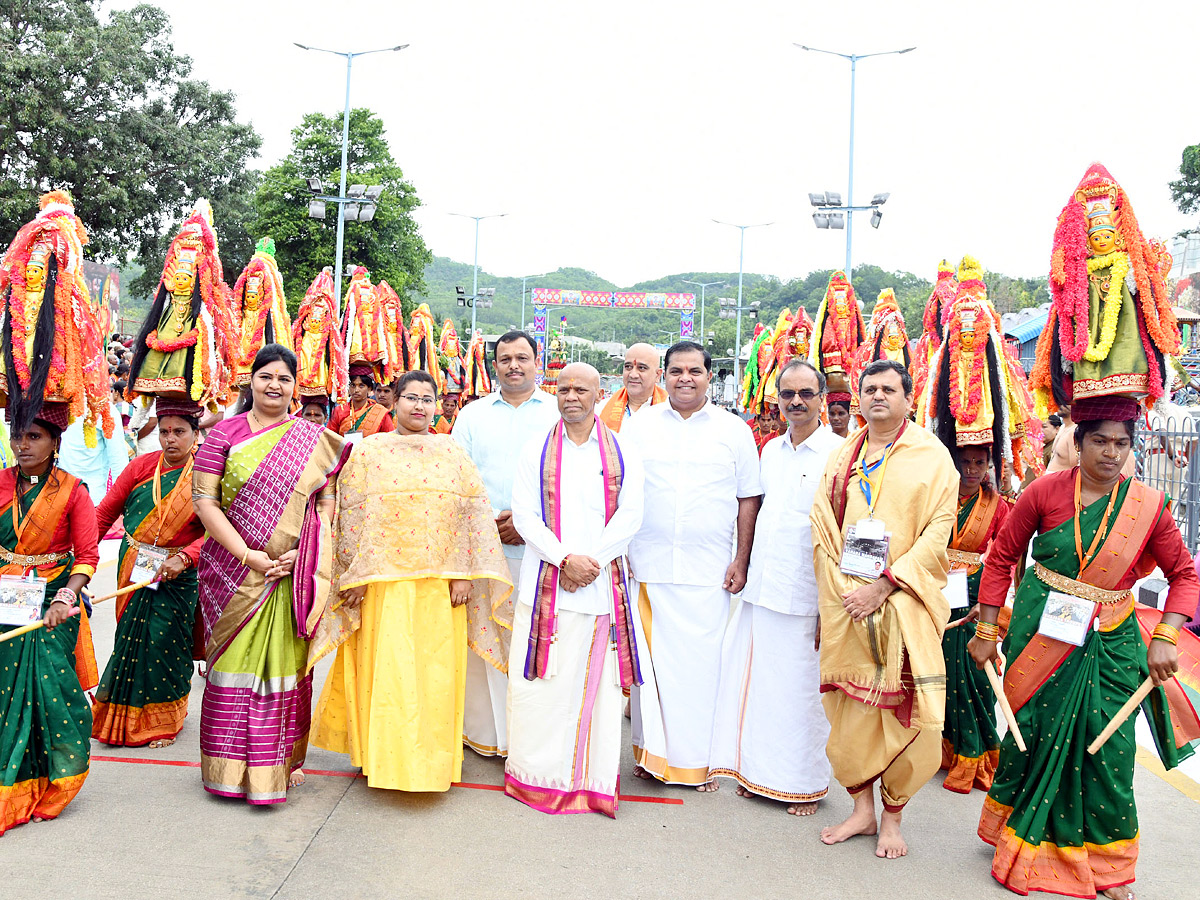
[241,547,251,566]
[1152,623,1180,645]
[975,622,1001,642]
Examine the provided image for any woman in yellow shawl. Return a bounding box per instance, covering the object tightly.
[311,369,512,792]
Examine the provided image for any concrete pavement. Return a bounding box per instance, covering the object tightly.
[2,547,1198,900]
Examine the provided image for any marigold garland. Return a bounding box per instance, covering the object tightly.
[1082,251,1131,362]
[947,295,991,426]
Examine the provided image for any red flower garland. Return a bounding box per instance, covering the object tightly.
[146,327,200,352]
[947,296,990,425]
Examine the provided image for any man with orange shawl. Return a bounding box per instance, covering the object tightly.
[599,342,666,431]
[811,359,958,860]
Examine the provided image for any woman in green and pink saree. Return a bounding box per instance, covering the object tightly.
[193,345,344,804]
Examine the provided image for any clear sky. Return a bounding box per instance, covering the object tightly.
[131,0,1199,286]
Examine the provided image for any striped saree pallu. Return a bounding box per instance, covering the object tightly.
[93,459,199,746]
[0,474,92,834]
[197,420,332,805]
[941,490,1003,793]
[979,479,1198,897]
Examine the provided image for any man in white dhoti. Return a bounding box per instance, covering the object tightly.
[622,341,762,790]
[709,359,842,814]
[452,331,560,757]
[506,363,644,816]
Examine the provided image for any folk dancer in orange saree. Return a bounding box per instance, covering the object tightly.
[92,404,206,748]
[193,345,345,804]
[970,397,1200,899]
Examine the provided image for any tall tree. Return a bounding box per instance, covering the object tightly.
[1170,143,1200,224]
[251,109,430,314]
[0,1,261,291]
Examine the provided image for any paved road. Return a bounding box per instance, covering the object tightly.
[2,547,1198,900]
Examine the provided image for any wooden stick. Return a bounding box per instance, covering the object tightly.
[0,578,157,645]
[1088,677,1154,755]
[985,660,1027,752]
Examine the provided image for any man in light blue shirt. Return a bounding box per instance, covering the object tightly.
[453,331,559,757]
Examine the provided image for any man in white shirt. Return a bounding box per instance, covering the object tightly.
[507,363,644,817]
[709,359,842,813]
[452,331,560,757]
[622,341,762,790]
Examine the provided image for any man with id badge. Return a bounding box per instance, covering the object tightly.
[811,359,959,859]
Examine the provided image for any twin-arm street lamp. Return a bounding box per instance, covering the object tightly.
[681,279,725,345]
[450,212,507,337]
[713,220,771,386]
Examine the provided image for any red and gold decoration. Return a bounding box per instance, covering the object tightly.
[231,237,292,387]
[740,319,778,414]
[375,280,409,382]
[911,260,957,403]
[292,266,347,404]
[464,329,492,397]
[758,307,815,409]
[0,190,113,441]
[1031,162,1179,414]
[127,200,236,413]
[438,318,466,394]
[809,269,865,399]
[407,302,439,386]
[341,266,385,377]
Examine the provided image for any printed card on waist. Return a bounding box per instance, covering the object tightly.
[943,569,970,610]
[840,525,891,579]
[1037,590,1097,647]
[0,574,47,626]
[131,545,169,592]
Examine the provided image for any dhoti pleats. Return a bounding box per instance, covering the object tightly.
[463,557,521,757]
[709,602,829,802]
[631,582,729,785]
[312,579,467,792]
[505,602,622,817]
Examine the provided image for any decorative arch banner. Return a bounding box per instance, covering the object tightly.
[530,288,695,311]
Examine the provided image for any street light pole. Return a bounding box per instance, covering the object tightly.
[520,272,549,333]
[713,221,772,387]
[294,42,409,313]
[449,212,507,336]
[682,279,724,343]
[795,44,914,279]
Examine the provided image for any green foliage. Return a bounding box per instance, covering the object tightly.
[1170,143,1200,225]
[0,1,261,298]
[250,109,431,315]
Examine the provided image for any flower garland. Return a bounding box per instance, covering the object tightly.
[1081,251,1131,362]
[146,327,200,352]
[947,300,990,425]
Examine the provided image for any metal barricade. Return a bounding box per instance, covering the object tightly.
[1136,412,1200,555]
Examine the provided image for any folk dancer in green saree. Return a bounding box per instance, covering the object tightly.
[970,398,1200,899]
[0,405,100,835]
[193,345,345,804]
[92,404,206,747]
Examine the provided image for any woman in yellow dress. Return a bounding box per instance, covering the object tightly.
[311,370,512,791]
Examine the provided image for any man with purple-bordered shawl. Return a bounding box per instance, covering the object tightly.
[507,363,644,817]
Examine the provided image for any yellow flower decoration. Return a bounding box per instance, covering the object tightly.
[1083,251,1132,363]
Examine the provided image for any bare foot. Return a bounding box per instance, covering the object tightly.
[624,698,631,720]
[147,738,175,749]
[788,800,819,816]
[821,790,877,844]
[1101,887,1135,900]
[31,816,44,823]
[875,809,908,859]
[736,785,754,798]
[632,764,654,781]
[288,769,306,789]
[695,780,719,793]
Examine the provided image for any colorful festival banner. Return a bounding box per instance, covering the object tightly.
[680,311,694,338]
[529,288,695,311]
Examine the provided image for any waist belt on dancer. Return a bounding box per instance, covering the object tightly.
[124,534,188,555]
[1033,562,1131,605]
[0,547,68,567]
[947,548,984,573]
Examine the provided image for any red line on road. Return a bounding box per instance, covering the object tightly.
[90,756,683,804]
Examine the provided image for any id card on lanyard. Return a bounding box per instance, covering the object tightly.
[0,573,47,625]
[840,437,895,577]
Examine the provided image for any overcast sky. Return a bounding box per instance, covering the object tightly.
[128,0,1199,287]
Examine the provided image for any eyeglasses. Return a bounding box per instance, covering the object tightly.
[778,389,821,402]
[400,395,437,406]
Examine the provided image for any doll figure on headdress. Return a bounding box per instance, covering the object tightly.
[1031,163,1179,415]
[232,238,292,387]
[847,289,909,421]
[439,319,466,395]
[760,307,815,407]
[911,261,957,404]
[408,303,439,385]
[809,270,865,397]
[0,189,113,440]
[128,200,236,412]
[464,329,492,397]
[740,319,779,414]
[375,280,408,383]
[341,266,385,378]
[293,266,348,405]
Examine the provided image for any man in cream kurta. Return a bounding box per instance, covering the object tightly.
[507,363,644,817]
[453,332,560,757]
[622,342,762,789]
[811,359,958,860]
[709,360,842,813]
